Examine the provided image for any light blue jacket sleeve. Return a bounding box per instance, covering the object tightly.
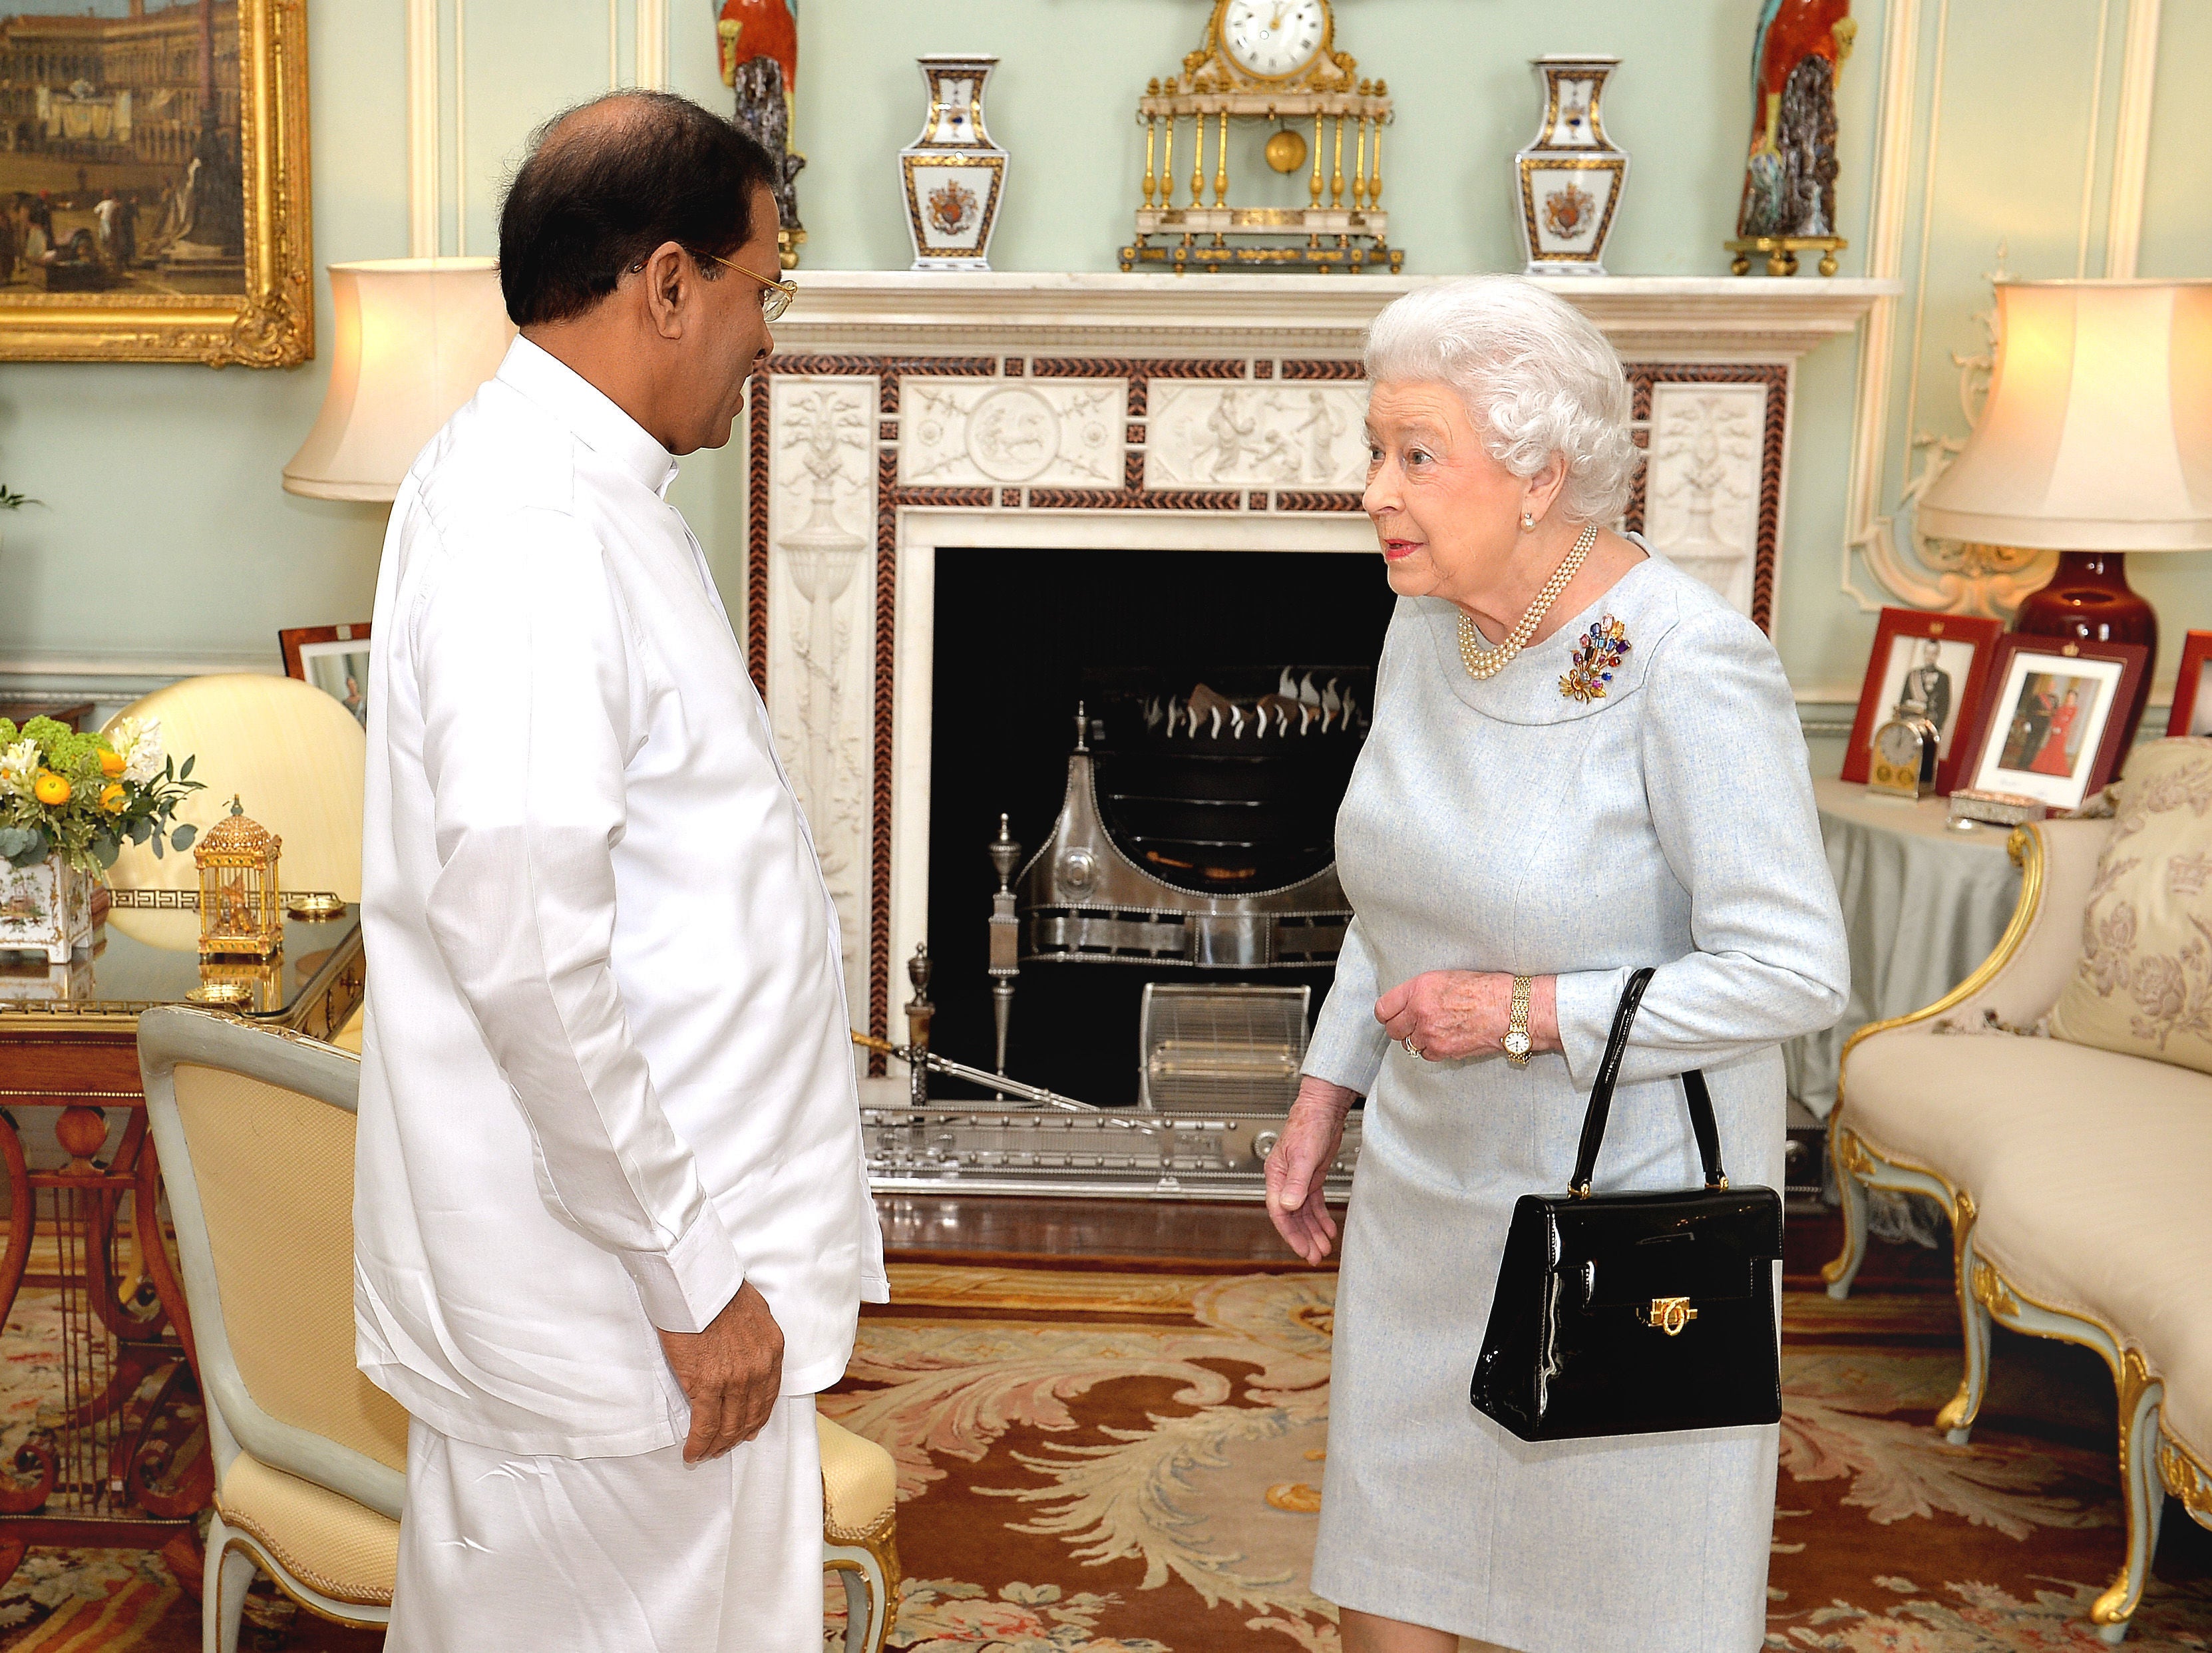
[1304,915,1389,1095]
[1551,602,1850,1087]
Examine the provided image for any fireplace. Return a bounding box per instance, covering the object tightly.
[924,546,1392,1105]
[746,271,1886,1127]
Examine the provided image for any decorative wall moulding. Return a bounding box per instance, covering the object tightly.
[771,272,1896,361]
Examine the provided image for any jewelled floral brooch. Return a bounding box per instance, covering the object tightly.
[1559,616,1631,704]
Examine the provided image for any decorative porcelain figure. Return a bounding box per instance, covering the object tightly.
[719,0,805,268]
[1730,0,1855,275]
[898,55,1007,272]
[1513,55,1627,276]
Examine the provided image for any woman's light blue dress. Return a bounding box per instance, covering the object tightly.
[1304,550,1849,1653]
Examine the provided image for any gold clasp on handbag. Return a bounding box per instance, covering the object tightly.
[1645,1296,1697,1336]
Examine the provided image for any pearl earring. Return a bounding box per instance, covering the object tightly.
[1521,512,1536,531]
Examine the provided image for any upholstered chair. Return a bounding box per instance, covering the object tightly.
[102,673,365,952]
[136,1006,403,1652]
[140,1006,902,1651]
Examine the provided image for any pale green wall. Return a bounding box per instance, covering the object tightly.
[1,0,2206,736]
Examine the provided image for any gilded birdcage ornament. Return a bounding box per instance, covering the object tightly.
[194,797,283,958]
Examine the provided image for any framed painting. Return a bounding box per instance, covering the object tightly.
[0,0,312,367]
[2166,632,2212,738]
[1952,635,2149,813]
[1839,607,2003,795]
[280,623,370,729]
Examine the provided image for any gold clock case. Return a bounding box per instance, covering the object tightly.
[1196,0,1350,93]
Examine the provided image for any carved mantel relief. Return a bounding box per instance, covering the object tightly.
[1144,383,1368,490]
[766,375,877,1011]
[1642,383,1769,617]
[900,379,1125,488]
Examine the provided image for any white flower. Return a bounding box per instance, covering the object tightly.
[106,717,166,785]
[0,738,37,799]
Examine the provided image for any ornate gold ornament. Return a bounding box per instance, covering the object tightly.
[1123,0,1403,275]
[194,797,283,959]
[1644,1296,1697,1336]
[2158,1435,2212,1525]
[1966,1256,2022,1322]
[0,0,313,367]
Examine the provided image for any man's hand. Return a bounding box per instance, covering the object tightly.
[1265,1077,1355,1264]
[657,1280,784,1463]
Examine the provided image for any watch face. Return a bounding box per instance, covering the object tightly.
[1875,720,1923,768]
[1503,1030,1532,1058]
[1221,0,1328,79]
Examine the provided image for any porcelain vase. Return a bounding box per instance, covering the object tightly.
[0,854,95,965]
[898,55,1007,272]
[1515,55,1628,276]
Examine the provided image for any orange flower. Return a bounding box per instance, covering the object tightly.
[98,748,126,778]
[33,771,71,807]
[100,783,128,814]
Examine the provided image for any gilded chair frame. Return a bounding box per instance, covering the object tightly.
[1824,823,2212,1642]
[138,1008,396,1648]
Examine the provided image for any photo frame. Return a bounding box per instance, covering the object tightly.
[2166,632,2212,738]
[1839,607,2003,794]
[281,624,371,729]
[1952,635,2149,813]
[0,0,312,367]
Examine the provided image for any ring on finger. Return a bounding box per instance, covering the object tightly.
[1402,1035,1425,1061]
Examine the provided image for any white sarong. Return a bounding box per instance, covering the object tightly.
[386,1395,822,1652]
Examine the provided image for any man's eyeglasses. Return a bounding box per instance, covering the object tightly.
[624,249,797,322]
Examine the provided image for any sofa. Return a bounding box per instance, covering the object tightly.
[1825,773,2212,1644]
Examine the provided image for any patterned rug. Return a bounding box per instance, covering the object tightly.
[0,1265,2207,1651]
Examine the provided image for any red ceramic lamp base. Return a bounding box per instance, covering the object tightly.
[2012,551,2157,753]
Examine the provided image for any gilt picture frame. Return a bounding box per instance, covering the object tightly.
[0,0,313,367]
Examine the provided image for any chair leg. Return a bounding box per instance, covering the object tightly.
[2092,1362,2166,1643]
[1821,1127,1869,1301]
[1936,1214,1991,1445]
[201,1517,255,1653]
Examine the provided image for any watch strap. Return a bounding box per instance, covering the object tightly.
[1506,974,1533,1067]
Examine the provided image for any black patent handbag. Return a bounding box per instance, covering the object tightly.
[1469,968,1783,1442]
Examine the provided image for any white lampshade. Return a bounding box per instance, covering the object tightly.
[283,258,516,502]
[1917,279,2212,552]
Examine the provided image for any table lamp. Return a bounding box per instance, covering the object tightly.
[282,258,516,501]
[1916,278,2212,751]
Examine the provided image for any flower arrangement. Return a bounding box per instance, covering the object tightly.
[0,715,202,877]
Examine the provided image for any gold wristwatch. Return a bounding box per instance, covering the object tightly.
[1503,975,1534,1067]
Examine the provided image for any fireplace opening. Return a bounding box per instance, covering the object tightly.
[924,546,1395,1105]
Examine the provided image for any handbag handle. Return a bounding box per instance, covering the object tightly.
[1567,966,1728,1197]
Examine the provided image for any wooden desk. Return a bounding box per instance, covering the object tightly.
[0,897,363,1576]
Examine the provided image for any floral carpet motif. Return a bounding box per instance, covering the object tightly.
[0,1267,2207,1650]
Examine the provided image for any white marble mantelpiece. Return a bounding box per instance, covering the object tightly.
[772,270,1897,361]
[745,271,1896,1065]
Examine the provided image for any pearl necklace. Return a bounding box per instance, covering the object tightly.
[1457,522,1600,682]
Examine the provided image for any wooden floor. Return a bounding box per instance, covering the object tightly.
[875,1193,1956,1292]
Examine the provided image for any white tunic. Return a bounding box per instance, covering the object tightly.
[356,338,888,1461]
[1304,554,1848,1653]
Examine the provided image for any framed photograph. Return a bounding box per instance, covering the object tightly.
[1953,636,2149,813]
[0,0,311,367]
[281,624,371,729]
[1839,607,2003,794]
[2166,632,2212,738]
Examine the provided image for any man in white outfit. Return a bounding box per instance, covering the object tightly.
[355,91,886,1650]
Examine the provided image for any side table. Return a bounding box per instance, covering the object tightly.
[1783,775,2025,1121]
[0,895,364,1579]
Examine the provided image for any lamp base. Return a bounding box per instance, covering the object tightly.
[2012,551,2157,753]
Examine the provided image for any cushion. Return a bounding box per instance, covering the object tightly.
[2050,737,2212,1074]
[818,1415,896,1541]
[216,1450,398,1607]
[1843,1028,2212,1454]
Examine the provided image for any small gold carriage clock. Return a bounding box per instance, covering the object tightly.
[1867,700,1941,800]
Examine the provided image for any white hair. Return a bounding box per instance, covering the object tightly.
[1364,276,1641,524]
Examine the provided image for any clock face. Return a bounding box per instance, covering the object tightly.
[1876,721,1924,768]
[1220,0,1329,81]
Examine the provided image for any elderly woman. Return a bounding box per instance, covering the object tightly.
[1266,276,1848,1653]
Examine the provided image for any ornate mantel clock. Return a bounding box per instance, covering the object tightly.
[1867,701,1940,801]
[1121,0,1404,275]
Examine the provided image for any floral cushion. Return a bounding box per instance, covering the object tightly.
[2049,737,2212,1074]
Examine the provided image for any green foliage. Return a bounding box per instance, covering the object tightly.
[0,716,203,876]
